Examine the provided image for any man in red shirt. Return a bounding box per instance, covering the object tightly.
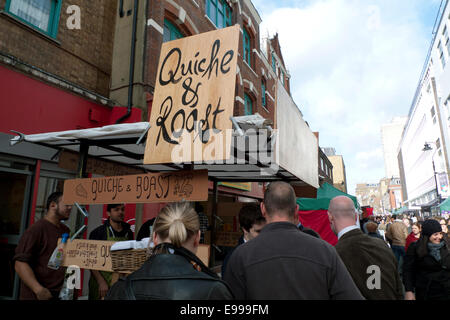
[13,192,72,300]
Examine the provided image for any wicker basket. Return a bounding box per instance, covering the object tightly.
[110,249,149,273]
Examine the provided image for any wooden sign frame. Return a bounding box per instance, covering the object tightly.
[62,170,208,205]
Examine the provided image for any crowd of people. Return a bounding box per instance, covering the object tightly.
[12,184,450,300]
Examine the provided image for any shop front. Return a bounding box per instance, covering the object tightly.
[0,62,141,299]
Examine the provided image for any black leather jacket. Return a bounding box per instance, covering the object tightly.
[105,244,234,300]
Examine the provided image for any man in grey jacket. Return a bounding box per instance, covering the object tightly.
[224,181,364,300]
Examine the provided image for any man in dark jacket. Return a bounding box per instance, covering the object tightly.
[224,181,364,300]
[328,196,404,300]
[88,203,133,300]
[221,203,266,278]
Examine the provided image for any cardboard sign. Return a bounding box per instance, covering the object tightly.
[58,150,144,177]
[144,25,240,164]
[61,239,115,272]
[60,239,211,271]
[62,170,208,205]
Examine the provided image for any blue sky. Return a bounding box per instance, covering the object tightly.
[251,0,444,194]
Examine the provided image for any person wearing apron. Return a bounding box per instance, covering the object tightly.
[88,204,133,300]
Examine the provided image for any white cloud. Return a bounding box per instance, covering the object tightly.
[255,0,438,194]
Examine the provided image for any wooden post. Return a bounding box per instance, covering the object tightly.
[210,180,218,267]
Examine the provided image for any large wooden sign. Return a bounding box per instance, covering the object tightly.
[144,25,240,164]
[62,170,208,205]
[60,239,211,271]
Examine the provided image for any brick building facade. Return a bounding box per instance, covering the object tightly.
[0,0,117,97]
[0,0,140,299]
[142,0,293,124]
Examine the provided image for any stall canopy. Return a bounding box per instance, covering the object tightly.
[10,114,319,266]
[392,206,408,214]
[438,197,450,211]
[296,182,360,246]
[297,182,359,210]
[9,116,315,184]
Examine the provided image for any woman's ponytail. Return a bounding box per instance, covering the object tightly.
[153,202,200,247]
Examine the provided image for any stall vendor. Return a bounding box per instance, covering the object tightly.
[88,204,133,300]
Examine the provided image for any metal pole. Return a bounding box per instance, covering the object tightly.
[74,141,89,239]
[210,180,218,268]
[432,159,441,204]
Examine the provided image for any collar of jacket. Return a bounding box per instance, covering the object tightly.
[260,221,298,234]
[338,228,363,241]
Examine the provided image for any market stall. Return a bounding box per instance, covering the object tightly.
[297,182,360,246]
[9,26,320,297]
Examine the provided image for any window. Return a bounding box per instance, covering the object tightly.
[163,19,184,43]
[206,0,232,29]
[244,93,253,115]
[261,80,266,107]
[243,28,251,66]
[281,70,285,86]
[444,25,450,56]
[5,0,62,38]
[272,54,276,73]
[431,106,437,124]
[438,41,446,68]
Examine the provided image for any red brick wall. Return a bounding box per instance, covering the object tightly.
[0,0,116,97]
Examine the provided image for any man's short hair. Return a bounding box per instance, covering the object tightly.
[46,191,63,210]
[107,204,124,212]
[366,222,378,233]
[263,181,297,217]
[239,203,265,232]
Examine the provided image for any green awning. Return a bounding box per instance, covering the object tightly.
[438,197,450,211]
[392,206,408,214]
[297,182,360,211]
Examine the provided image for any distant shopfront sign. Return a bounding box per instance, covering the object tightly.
[438,172,449,197]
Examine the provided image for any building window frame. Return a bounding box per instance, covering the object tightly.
[206,0,232,29]
[438,40,446,69]
[163,18,184,42]
[261,80,266,107]
[431,106,437,124]
[444,25,450,56]
[5,0,62,38]
[243,28,252,67]
[271,54,276,73]
[244,93,253,115]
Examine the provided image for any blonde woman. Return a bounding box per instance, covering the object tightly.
[106,202,233,300]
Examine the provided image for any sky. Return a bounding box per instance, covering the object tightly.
[251,0,444,194]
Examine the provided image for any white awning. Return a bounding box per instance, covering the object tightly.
[9,116,316,186]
